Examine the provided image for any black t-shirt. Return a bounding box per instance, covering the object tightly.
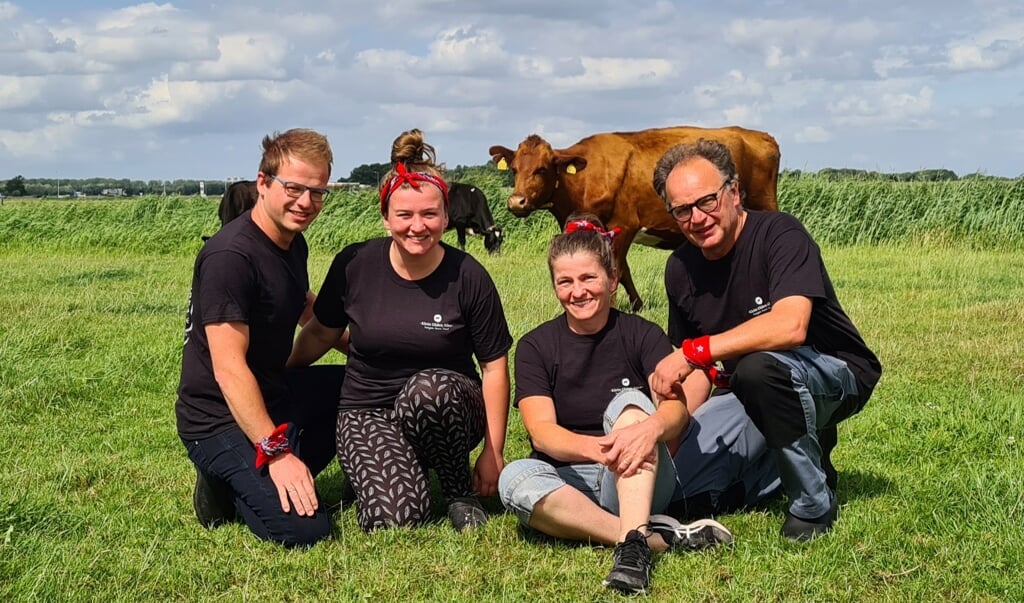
[175,212,310,439]
[514,310,673,466]
[314,238,512,410]
[665,210,882,395]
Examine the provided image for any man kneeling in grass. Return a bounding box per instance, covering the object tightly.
[175,129,343,548]
[650,139,882,541]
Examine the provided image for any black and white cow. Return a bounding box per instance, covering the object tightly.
[202,180,258,241]
[218,180,259,226]
[446,182,503,254]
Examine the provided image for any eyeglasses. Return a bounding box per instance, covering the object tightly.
[668,180,731,222]
[271,175,329,202]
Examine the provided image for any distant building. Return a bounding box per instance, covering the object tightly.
[101,188,126,197]
[329,181,370,190]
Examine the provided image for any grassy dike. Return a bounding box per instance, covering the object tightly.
[1,177,1022,601]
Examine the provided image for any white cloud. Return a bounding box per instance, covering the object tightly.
[0,75,47,110]
[829,85,935,127]
[2,1,1024,179]
[423,26,507,75]
[728,17,885,80]
[722,104,762,126]
[0,2,20,20]
[547,57,675,92]
[96,77,245,129]
[693,70,766,110]
[170,34,290,80]
[794,125,832,143]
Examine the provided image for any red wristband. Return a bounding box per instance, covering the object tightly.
[682,335,713,368]
[706,366,731,389]
[254,423,292,469]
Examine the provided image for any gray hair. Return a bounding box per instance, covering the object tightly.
[652,138,738,208]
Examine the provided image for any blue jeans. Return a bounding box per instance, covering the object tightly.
[730,347,863,519]
[499,390,677,526]
[182,365,342,547]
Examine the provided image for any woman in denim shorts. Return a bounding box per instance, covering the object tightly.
[498,216,733,595]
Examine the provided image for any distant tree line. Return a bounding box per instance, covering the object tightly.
[780,168,1015,182]
[0,176,236,198]
[342,163,512,187]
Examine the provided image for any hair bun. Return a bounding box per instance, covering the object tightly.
[391,128,437,169]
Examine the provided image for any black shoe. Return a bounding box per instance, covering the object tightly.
[781,495,837,542]
[603,529,653,594]
[193,468,236,529]
[447,496,488,532]
[648,514,734,551]
[820,425,838,491]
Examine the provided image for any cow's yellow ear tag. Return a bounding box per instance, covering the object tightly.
[496,158,508,171]
[566,164,577,175]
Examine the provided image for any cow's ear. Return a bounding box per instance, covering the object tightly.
[553,154,587,175]
[488,146,514,170]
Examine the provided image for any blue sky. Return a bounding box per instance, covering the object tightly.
[2,1,1023,180]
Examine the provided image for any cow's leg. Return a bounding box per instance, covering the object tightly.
[614,230,643,312]
[456,226,467,250]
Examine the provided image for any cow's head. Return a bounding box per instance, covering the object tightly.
[483,225,504,255]
[489,135,587,218]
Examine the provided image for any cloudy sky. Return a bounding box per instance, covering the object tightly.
[3,1,1023,181]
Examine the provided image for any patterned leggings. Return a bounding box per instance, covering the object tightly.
[336,369,486,531]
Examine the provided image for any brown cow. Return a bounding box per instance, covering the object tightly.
[488,125,780,311]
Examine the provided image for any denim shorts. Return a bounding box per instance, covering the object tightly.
[499,389,678,525]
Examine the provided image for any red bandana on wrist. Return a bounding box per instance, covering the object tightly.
[379,163,449,214]
[564,219,621,241]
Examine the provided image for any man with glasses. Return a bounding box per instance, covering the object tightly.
[649,138,881,541]
[176,129,344,547]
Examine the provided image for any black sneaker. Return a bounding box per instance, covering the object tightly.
[603,529,653,594]
[648,514,734,551]
[193,468,236,529]
[781,494,837,542]
[447,496,488,532]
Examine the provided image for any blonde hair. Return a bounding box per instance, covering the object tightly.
[258,129,333,178]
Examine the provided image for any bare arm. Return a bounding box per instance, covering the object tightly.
[287,316,344,368]
[709,295,811,359]
[206,321,318,516]
[519,396,605,464]
[472,355,510,497]
[298,291,350,356]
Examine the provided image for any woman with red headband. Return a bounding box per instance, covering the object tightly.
[289,129,512,532]
[498,215,733,595]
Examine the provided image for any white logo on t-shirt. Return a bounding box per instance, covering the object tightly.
[748,296,771,317]
[421,313,453,332]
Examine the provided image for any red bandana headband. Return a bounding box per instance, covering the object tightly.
[564,219,621,241]
[379,163,450,214]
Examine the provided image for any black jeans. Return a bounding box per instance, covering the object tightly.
[183,365,343,547]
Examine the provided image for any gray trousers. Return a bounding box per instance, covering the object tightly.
[671,394,782,518]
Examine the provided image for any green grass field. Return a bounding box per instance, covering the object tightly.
[1,182,1023,601]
